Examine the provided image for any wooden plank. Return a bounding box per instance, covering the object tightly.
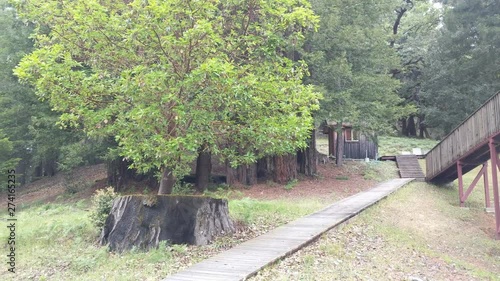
[162,178,413,281]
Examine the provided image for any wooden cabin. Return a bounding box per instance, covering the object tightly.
[322,121,378,159]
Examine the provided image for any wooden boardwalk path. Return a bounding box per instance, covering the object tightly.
[163,178,413,281]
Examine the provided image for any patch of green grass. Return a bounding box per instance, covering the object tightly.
[203,185,244,200]
[378,135,438,156]
[284,179,298,190]
[229,197,325,226]
[362,161,399,182]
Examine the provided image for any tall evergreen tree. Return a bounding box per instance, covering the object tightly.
[306,0,412,164]
[421,0,500,134]
[390,0,441,137]
[1,1,106,184]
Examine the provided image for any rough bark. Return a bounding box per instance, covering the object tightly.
[107,159,134,191]
[328,126,335,157]
[336,128,344,167]
[158,168,175,195]
[418,114,428,139]
[401,117,408,136]
[225,161,237,186]
[107,159,157,191]
[225,162,257,185]
[407,115,417,137]
[297,129,317,176]
[195,147,211,193]
[273,154,297,184]
[100,195,235,252]
[256,157,271,179]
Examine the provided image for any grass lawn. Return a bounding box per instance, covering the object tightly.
[0,196,327,281]
[1,136,499,280]
[378,135,438,156]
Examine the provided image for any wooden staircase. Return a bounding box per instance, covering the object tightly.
[396,155,425,180]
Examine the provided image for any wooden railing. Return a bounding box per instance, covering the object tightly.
[426,91,500,181]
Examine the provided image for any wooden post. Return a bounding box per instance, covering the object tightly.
[484,162,491,209]
[488,138,500,239]
[461,163,487,204]
[457,161,464,207]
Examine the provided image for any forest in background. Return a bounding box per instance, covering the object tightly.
[1,0,498,188]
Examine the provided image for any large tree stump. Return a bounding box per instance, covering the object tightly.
[99,195,235,253]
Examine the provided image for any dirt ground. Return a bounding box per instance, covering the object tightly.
[236,162,376,201]
[17,161,376,206]
[17,164,108,206]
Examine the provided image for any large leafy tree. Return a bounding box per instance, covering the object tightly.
[390,0,441,137]
[14,0,320,194]
[421,0,500,134]
[306,0,410,164]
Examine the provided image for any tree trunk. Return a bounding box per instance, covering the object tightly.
[273,154,297,184]
[158,168,175,195]
[225,162,257,185]
[418,114,426,139]
[243,164,257,185]
[401,117,408,136]
[195,147,211,193]
[100,195,235,252]
[297,129,317,176]
[336,128,344,167]
[107,159,158,192]
[328,126,335,157]
[225,161,237,186]
[256,157,271,179]
[107,158,133,191]
[407,115,417,137]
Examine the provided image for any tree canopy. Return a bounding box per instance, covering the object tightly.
[421,0,500,134]
[14,0,321,193]
[306,0,412,137]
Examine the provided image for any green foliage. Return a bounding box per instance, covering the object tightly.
[307,0,411,134]
[0,130,20,185]
[421,0,500,134]
[171,182,195,195]
[391,0,441,122]
[0,1,108,185]
[89,187,119,229]
[14,0,321,186]
[203,186,244,200]
[58,138,108,172]
[284,179,298,190]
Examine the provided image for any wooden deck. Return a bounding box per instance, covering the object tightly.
[162,178,414,281]
[426,91,500,183]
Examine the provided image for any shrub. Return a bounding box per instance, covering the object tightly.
[89,187,118,229]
